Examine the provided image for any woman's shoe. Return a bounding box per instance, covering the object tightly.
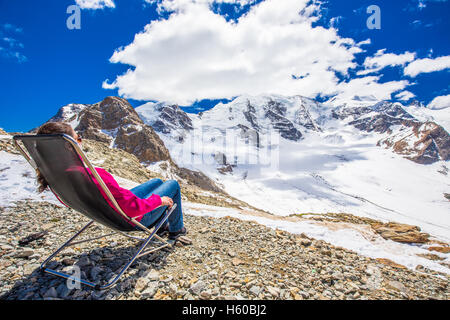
[156,223,169,237]
[168,227,187,240]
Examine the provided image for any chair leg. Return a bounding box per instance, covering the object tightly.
[40,220,94,272]
[97,207,175,290]
[38,205,176,291]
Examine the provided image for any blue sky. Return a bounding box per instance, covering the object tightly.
[0,0,449,132]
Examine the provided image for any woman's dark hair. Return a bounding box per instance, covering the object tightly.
[36,122,74,193]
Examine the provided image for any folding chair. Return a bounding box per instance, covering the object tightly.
[13,133,176,290]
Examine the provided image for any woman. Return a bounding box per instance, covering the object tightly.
[36,122,187,241]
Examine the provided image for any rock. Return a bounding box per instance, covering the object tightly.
[366,266,383,291]
[365,265,378,276]
[43,287,58,299]
[169,283,178,294]
[141,283,158,299]
[135,278,149,292]
[427,246,450,254]
[372,222,430,243]
[23,263,40,275]
[90,255,101,263]
[208,270,218,278]
[230,282,242,288]
[199,290,212,300]
[227,250,236,257]
[90,266,102,281]
[56,283,71,299]
[224,271,236,279]
[189,280,207,295]
[376,258,407,269]
[266,286,280,298]
[249,286,261,296]
[91,290,104,300]
[219,295,238,300]
[386,280,407,293]
[76,256,91,268]
[160,275,173,283]
[13,248,34,258]
[62,258,75,266]
[299,239,312,247]
[146,270,160,281]
[18,231,48,246]
[298,291,310,299]
[0,243,14,250]
[193,257,202,264]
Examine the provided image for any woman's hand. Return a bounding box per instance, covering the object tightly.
[161,196,173,208]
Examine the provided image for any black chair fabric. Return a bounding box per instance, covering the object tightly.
[14,134,136,231]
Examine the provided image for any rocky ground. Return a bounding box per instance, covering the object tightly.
[0,201,448,300]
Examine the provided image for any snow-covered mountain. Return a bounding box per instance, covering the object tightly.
[136,94,450,242]
[40,96,226,194]
[331,100,449,164]
[43,96,172,163]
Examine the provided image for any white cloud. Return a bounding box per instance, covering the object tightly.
[404,55,450,77]
[357,49,416,76]
[104,0,410,105]
[357,38,371,46]
[417,0,449,9]
[147,0,258,8]
[0,46,27,63]
[75,0,115,10]
[427,94,450,110]
[0,24,26,63]
[2,37,24,48]
[329,16,343,28]
[395,90,416,101]
[103,0,371,104]
[2,23,23,33]
[145,0,259,15]
[329,76,409,106]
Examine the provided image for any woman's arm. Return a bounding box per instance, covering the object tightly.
[94,168,162,220]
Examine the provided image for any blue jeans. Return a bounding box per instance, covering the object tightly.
[129,178,184,232]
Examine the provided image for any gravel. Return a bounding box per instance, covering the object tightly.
[0,201,448,300]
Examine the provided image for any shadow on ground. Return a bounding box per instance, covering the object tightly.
[1,239,173,300]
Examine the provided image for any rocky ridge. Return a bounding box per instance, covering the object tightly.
[332,101,450,164]
[139,95,449,165]
[46,96,171,163]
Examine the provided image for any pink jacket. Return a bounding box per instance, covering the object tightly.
[91,167,162,222]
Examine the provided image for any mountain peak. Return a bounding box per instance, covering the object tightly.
[44,97,172,164]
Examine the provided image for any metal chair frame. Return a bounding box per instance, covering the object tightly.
[13,134,176,291]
